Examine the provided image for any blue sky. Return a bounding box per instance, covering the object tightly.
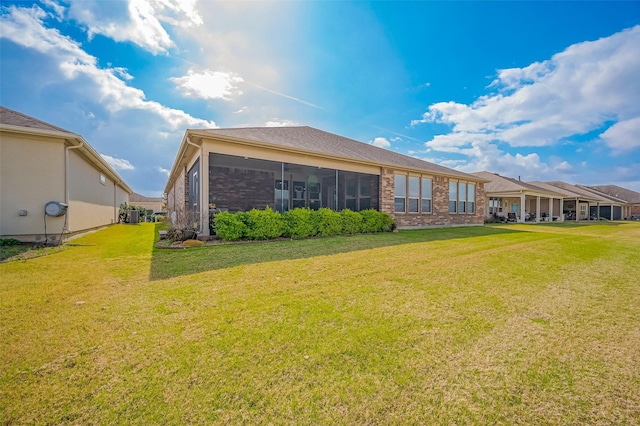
[1,1,639,196]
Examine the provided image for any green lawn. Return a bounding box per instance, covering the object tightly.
[2,222,639,424]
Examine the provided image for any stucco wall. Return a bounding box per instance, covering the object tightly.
[381,168,485,228]
[68,149,125,231]
[0,132,66,242]
[1,131,129,242]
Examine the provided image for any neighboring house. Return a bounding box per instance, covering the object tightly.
[540,181,628,221]
[129,193,165,213]
[471,171,566,222]
[584,185,640,219]
[164,126,487,236]
[475,171,635,223]
[0,106,132,244]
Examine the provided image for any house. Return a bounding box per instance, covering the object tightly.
[583,185,640,219]
[471,171,566,222]
[538,181,629,221]
[164,126,487,236]
[0,106,132,244]
[474,170,636,222]
[129,193,165,213]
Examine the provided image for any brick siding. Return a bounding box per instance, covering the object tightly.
[380,168,485,228]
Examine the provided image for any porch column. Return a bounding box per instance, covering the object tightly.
[536,196,541,223]
[576,198,580,221]
[611,205,614,221]
[520,193,526,223]
[560,198,564,222]
[549,197,554,222]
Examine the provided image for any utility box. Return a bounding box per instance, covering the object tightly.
[128,209,140,224]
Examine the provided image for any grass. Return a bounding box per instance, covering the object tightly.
[1,222,640,424]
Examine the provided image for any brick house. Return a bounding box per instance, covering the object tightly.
[164,126,487,236]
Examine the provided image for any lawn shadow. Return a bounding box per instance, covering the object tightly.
[149,224,525,281]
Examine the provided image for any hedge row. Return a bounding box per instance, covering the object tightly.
[213,207,394,242]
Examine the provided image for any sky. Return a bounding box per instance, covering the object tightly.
[1,1,639,196]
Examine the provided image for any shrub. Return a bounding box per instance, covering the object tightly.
[283,208,317,239]
[314,208,343,236]
[213,211,247,241]
[340,209,363,234]
[360,209,394,233]
[165,227,197,242]
[0,238,21,246]
[244,207,284,240]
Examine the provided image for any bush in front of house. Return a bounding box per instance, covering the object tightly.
[212,207,394,242]
[314,208,343,236]
[244,207,284,240]
[360,209,394,233]
[213,211,247,242]
[340,209,364,234]
[283,208,317,239]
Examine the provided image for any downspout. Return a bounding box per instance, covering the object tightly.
[65,141,84,232]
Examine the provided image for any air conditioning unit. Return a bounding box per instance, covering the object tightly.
[128,209,140,224]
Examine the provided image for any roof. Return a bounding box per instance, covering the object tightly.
[130,193,164,203]
[543,181,615,203]
[527,181,584,198]
[0,106,72,134]
[587,185,640,204]
[194,126,484,181]
[471,171,564,196]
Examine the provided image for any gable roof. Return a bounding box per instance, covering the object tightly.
[0,106,72,134]
[471,171,564,196]
[193,126,484,181]
[587,185,640,204]
[542,181,614,203]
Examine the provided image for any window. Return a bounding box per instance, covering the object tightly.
[449,182,458,213]
[468,184,476,213]
[394,175,406,213]
[489,197,502,214]
[458,182,467,213]
[450,181,476,214]
[421,178,432,213]
[396,175,433,214]
[408,176,419,213]
[99,173,106,185]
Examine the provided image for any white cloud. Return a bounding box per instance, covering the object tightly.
[0,5,216,130]
[415,25,640,154]
[171,69,244,100]
[42,0,65,20]
[599,117,640,153]
[155,166,170,176]
[101,154,135,170]
[264,119,298,127]
[67,0,202,55]
[370,137,391,149]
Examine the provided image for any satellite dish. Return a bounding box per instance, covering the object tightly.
[45,201,68,217]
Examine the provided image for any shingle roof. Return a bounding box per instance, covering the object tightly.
[587,185,640,203]
[471,171,563,195]
[543,181,611,202]
[130,193,164,203]
[196,126,483,181]
[0,106,72,134]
